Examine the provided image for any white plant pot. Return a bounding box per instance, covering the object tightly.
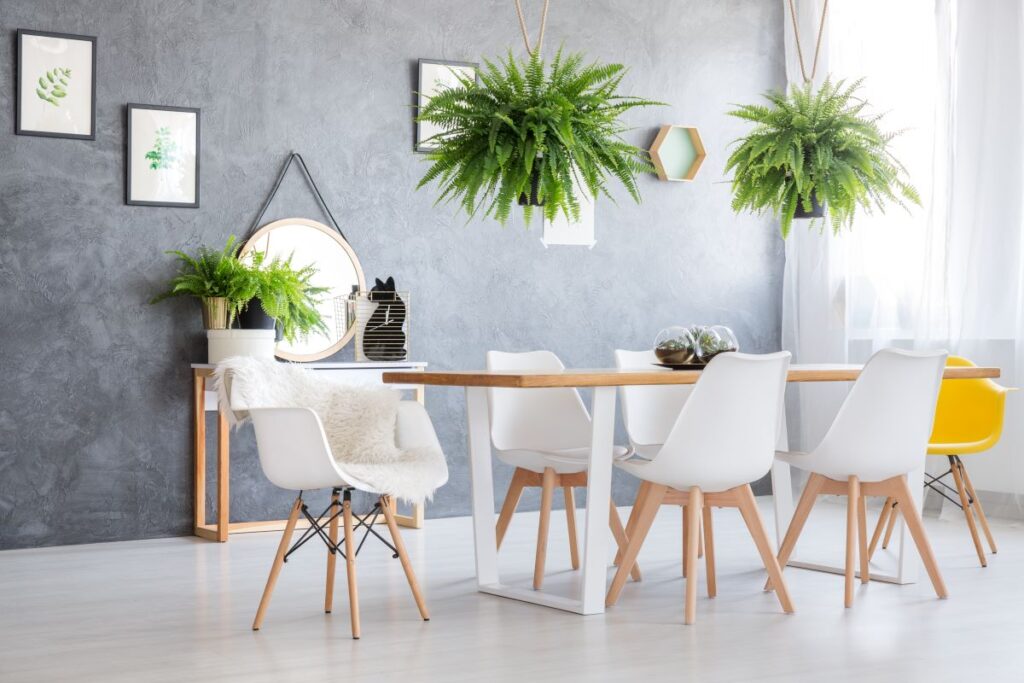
[207,329,276,364]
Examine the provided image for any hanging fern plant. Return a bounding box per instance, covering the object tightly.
[725,78,921,238]
[415,47,661,225]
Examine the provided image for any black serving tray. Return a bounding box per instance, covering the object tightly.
[652,362,706,371]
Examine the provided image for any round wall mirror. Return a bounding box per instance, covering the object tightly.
[241,217,365,362]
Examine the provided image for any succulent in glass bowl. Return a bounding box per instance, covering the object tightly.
[654,326,700,365]
[692,325,739,363]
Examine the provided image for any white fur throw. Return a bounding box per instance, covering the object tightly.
[212,357,446,504]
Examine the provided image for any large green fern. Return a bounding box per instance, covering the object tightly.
[725,78,921,237]
[416,47,662,225]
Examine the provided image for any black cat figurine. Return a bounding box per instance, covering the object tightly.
[362,276,408,361]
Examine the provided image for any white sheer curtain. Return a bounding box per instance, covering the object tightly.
[782,0,1024,516]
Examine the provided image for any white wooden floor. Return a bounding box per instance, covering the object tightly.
[2,497,1023,682]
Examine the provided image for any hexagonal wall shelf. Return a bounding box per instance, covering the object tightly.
[649,125,706,182]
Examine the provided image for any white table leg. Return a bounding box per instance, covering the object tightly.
[463,385,618,615]
[772,408,794,544]
[579,386,617,615]
[771,460,795,546]
[894,466,923,584]
[465,387,499,587]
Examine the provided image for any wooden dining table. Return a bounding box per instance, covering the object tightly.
[382,363,1000,615]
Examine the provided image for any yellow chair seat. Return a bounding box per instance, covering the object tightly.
[926,356,1013,456]
[928,439,1000,456]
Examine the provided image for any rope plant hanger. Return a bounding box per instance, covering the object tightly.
[413,1,662,226]
[724,0,921,237]
[513,0,550,55]
[786,0,829,84]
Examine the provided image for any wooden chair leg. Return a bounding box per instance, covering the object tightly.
[868,496,894,559]
[766,472,825,591]
[325,490,340,613]
[736,485,794,614]
[682,505,689,577]
[958,457,997,554]
[607,483,667,606]
[253,497,303,631]
[857,490,869,584]
[681,505,703,577]
[845,476,860,608]
[380,495,430,621]
[702,505,716,599]
[882,500,899,549]
[684,488,703,625]
[698,516,705,559]
[534,467,557,590]
[342,493,361,639]
[496,468,527,550]
[949,455,987,567]
[608,502,642,581]
[564,486,580,570]
[893,476,947,598]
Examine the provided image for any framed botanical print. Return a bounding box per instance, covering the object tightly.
[16,29,97,139]
[415,58,478,152]
[126,104,200,208]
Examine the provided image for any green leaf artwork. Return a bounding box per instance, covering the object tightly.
[145,127,179,170]
[35,67,71,107]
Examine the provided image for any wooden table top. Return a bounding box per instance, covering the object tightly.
[382,364,1001,388]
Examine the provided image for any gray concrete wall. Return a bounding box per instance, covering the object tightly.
[0,0,785,549]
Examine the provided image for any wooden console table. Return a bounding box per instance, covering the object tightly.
[192,361,427,542]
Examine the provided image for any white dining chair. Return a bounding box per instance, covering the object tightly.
[614,349,707,579]
[606,351,794,625]
[487,350,639,589]
[248,400,446,639]
[768,348,948,608]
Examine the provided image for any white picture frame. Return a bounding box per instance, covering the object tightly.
[126,104,200,208]
[416,58,478,152]
[16,29,96,139]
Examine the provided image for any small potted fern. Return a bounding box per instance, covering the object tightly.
[150,236,250,329]
[725,78,920,237]
[415,47,661,225]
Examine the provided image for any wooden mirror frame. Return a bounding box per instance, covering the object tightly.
[241,217,366,362]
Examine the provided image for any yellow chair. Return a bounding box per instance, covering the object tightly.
[869,356,1015,567]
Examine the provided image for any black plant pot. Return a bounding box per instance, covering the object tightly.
[794,191,825,218]
[237,301,283,341]
[518,167,544,207]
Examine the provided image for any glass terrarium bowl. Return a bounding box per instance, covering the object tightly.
[693,325,740,363]
[653,326,700,365]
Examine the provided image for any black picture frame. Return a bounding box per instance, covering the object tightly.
[16,29,97,140]
[415,58,478,153]
[125,103,201,208]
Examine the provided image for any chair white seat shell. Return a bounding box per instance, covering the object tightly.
[233,371,445,640]
[496,445,631,474]
[487,350,639,589]
[607,351,794,625]
[770,348,949,608]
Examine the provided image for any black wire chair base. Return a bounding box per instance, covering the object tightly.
[283,488,399,564]
[923,455,973,510]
